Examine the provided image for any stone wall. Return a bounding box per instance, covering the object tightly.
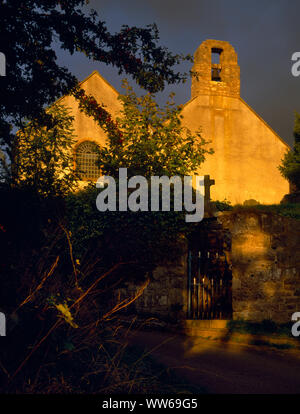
[118,243,188,322]
[118,210,300,325]
[191,39,240,99]
[218,210,300,323]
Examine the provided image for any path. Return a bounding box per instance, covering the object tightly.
[128,330,300,394]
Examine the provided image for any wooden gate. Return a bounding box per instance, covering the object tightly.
[187,249,232,320]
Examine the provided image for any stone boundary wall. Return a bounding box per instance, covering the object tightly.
[118,246,188,322]
[118,210,300,325]
[218,210,300,324]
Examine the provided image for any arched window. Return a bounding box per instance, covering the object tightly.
[75,141,100,180]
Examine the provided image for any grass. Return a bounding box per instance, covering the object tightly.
[114,343,206,394]
[226,319,293,337]
[233,203,300,220]
[214,199,300,220]
[223,320,299,350]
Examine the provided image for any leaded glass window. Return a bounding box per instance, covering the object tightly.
[75,141,100,180]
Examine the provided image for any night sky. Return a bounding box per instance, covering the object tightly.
[55,0,300,147]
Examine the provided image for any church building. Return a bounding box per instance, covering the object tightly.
[58,39,290,204]
[54,40,299,325]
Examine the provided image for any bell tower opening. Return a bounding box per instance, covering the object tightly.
[191,39,240,99]
[211,47,222,82]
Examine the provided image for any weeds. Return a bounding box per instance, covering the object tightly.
[226,319,294,337]
[230,203,300,220]
[0,212,200,394]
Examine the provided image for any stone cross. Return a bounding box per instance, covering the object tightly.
[204,175,215,205]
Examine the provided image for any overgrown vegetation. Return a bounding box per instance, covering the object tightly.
[226,319,293,337]
[0,1,212,394]
[213,198,300,220]
[229,203,300,220]
[0,187,204,393]
[213,199,233,212]
[279,112,300,191]
[0,0,192,184]
[13,104,78,196]
[225,319,298,350]
[0,70,213,392]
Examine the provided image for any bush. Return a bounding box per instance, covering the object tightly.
[214,199,233,211]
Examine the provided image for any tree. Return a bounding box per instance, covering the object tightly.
[66,83,213,268]
[15,104,78,197]
[279,112,300,191]
[0,0,190,180]
[96,80,212,178]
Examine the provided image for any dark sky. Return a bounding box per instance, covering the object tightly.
[55,0,300,147]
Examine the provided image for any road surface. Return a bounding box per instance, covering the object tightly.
[128,330,300,394]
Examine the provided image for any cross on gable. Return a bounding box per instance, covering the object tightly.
[204,175,215,204]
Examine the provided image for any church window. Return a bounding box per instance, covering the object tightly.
[75,141,100,180]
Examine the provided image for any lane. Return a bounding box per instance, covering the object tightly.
[128,330,300,394]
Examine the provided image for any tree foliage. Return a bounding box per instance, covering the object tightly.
[65,83,213,269]
[0,0,190,177]
[279,112,300,191]
[0,2,205,394]
[96,80,213,178]
[15,104,78,197]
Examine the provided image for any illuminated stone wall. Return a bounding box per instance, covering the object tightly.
[120,211,300,325]
[57,71,122,150]
[218,210,300,324]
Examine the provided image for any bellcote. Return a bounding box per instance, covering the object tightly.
[191,39,240,99]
